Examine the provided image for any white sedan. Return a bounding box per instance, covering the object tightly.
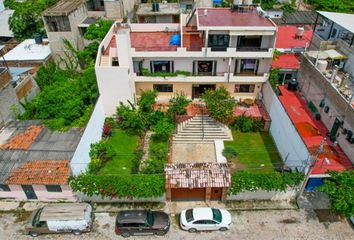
[180,207,232,232]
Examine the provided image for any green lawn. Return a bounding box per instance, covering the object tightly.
[99,129,139,175]
[224,131,283,173]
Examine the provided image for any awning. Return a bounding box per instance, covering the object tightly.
[306,49,347,60]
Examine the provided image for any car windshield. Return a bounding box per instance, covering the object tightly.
[32,208,43,227]
[212,208,222,223]
[146,211,154,226]
[185,209,194,222]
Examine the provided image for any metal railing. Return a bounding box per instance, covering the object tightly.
[236,46,269,52]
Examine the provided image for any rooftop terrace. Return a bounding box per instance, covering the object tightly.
[137,3,180,16]
[276,25,313,49]
[197,8,275,28]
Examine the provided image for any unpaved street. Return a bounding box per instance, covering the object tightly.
[0,209,353,240]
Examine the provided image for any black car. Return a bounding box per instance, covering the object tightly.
[115,210,170,237]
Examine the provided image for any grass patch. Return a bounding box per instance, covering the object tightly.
[99,129,139,175]
[224,131,282,173]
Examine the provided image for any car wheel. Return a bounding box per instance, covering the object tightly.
[188,228,197,233]
[155,231,166,236]
[29,232,39,237]
[72,230,82,235]
[219,227,228,231]
[122,232,131,238]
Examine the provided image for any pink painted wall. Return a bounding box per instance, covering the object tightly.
[33,185,78,202]
[0,185,77,202]
[0,185,27,200]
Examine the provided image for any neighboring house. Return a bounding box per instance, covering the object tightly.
[0,2,14,44]
[0,39,52,67]
[42,0,89,64]
[0,121,82,201]
[0,46,40,127]
[86,0,138,19]
[271,11,316,26]
[272,25,313,84]
[95,7,277,115]
[137,3,180,23]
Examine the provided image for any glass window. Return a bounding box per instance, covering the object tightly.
[234,84,255,93]
[0,184,11,192]
[45,185,62,192]
[185,209,194,222]
[212,208,222,223]
[153,84,173,93]
[151,61,173,73]
[146,211,154,226]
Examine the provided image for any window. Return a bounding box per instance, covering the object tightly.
[44,16,71,32]
[237,36,262,49]
[208,35,230,51]
[234,84,255,93]
[150,61,174,73]
[153,84,173,93]
[212,208,222,223]
[193,61,217,76]
[100,0,104,6]
[185,209,194,222]
[45,185,62,192]
[0,184,10,192]
[193,220,216,224]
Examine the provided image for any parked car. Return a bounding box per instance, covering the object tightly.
[180,207,232,232]
[25,203,93,237]
[115,210,170,237]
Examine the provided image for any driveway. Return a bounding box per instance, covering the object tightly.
[0,209,352,240]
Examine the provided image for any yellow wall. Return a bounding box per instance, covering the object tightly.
[135,82,261,102]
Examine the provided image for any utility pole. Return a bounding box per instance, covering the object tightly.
[297,137,327,201]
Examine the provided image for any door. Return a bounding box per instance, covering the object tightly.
[330,118,341,141]
[210,188,222,201]
[171,188,205,201]
[192,84,216,99]
[22,185,37,200]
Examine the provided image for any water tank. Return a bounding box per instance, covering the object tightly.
[296,27,305,37]
[34,33,43,44]
[316,60,328,73]
[287,79,298,91]
[244,0,253,5]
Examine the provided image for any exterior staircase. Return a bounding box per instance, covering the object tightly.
[173,115,233,143]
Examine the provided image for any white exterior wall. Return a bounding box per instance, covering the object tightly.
[263,82,310,172]
[71,97,105,175]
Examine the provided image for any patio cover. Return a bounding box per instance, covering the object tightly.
[306,49,347,60]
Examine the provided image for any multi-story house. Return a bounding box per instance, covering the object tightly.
[95,6,277,115]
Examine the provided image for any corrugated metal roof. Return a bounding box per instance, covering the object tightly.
[0,121,82,184]
[165,162,231,189]
[272,11,316,25]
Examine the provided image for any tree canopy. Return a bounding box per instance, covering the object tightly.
[4,0,58,40]
[308,0,354,13]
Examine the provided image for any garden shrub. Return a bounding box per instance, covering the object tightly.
[102,122,112,137]
[168,93,191,116]
[229,171,304,195]
[116,103,146,134]
[138,90,157,113]
[131,149,144,174]
[70,173,165,198]
[251,119,265,132]
[141,135,169,174]
[231,115,265,132]
[88,158,102,174]
[152,117,175,140]
[223,146,238,160]
[89,140,115,163]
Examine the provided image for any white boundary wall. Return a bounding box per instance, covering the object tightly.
[71,97,105,175]
[228,188,297,201]
[262,82,310,172]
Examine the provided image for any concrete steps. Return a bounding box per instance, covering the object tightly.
[173,115,232,143]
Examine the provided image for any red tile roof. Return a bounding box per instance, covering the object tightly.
[275,25,313,49]
[0,125,44,150]
[130,32,178,51]
[234,104,270,120]
[277,86,353,175]
[6,160,71,185]
[272,54,300,69]
[165,163,231,189]
[197,8,274,27]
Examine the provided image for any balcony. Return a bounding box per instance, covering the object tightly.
[229,73,268,83]
[133,72,228,83]
[236,46,269,52]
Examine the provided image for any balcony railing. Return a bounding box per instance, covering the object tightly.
[236,46,269,52]
[234,72,266,76]
[209,46,228,52]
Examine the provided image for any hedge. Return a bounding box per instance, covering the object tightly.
[69,173,165,198]
[229,171,304,195]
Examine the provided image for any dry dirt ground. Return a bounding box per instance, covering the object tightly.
[0,209,353,240]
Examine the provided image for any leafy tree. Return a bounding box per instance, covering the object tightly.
[84,19,113,41]
[5,0,58,40]
[201,86,235,122]
[116,103,146,134]
[281,0,296,13]
[318,171,354,217]
[308,0,354,13]
[138,90,157,113]
[168,92,191,116]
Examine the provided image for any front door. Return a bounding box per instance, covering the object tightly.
[330,118,341,141]
[22,185,37,200]
[192,84,216,99]
[210,188,222,201]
